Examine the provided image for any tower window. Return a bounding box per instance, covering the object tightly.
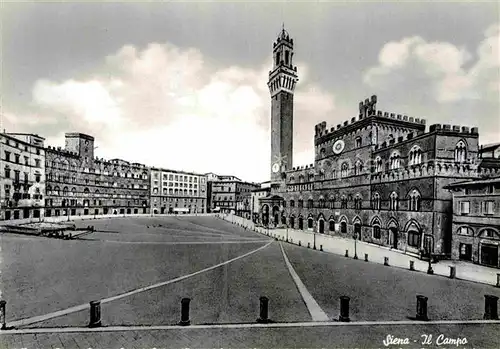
[276,52,281,66]
[285,50,289,65]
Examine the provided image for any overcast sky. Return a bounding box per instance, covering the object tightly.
[1,1,498,183]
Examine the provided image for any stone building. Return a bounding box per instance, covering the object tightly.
[260,28,485,259]
[44,133,150,218]
[251,185,271,223]
[0,133,45,220]
[150,168,207,214]
[210,177,259,218]
[446,177,500,268]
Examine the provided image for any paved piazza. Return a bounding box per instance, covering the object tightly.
[1,216,500,348]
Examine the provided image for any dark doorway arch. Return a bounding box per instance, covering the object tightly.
[319,219,325,234]
[308,217,313,229]
[290,216,295,228]
[298,217,304,230]
[354,223,361,240]
[281,215,287,225]
[329,220,335,232]
[262,205,270,226]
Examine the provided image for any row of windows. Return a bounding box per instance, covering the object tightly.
[4,152,42,167]
[4,168,42,183]
[457,226,499,238]
[47,161,148,179]
[3,140,42,153]
[459,201,496,215]
[285,190,422,212]
[45,199,147,207]
[153,181,198,188]
[153,173,203,183]
[152,188,200,196]
[47,174,148,189]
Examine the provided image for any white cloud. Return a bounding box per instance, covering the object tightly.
[26,42,335,182]
[364,23,500,103]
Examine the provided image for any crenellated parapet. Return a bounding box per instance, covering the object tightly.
[314,95,426,142]
[46,145,79,158]
[429,124,478,135]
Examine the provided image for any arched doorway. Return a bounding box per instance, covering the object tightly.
[319,219,325,234]
[387,219,399,249]
[406,221,422,252]
[329,220,335,232]
[298,217,304,230]
[308,217,314,229]
[281,215,287,225]
[272,206,280,227]
[290,216,295,228]
[262,205,269,226]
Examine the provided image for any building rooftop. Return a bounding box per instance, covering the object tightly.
[445,176,500,189]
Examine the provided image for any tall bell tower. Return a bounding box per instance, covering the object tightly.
[268,26,298,184]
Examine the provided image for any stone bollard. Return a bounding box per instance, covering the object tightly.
[339,296,350,322]
[449,266,456,279]
[0,300,6,330]
[384,257,389,266]
[320,245,323,251]
[308,242,310,248]
[345,250,349,257]
[416,295,428,321]
[179,298,191,326]
[364,253,368,262]
[299,241,301,246]
[483,295,499,320]
[497,274,500,288]
[410,261,415,271]
[257,296,270,323]
[88,300,102,328]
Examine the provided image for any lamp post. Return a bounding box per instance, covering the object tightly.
[353,232,358,259]
[425,235,435,275]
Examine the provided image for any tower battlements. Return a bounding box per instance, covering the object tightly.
[314,95,428,142]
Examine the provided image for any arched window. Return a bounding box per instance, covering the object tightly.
[372,192,381,210]
[354,194,362,210]
[308,173,314,181]
[308,217,314,229]
[71,187,76,196]
[341,163,349,177]
[390,152,400,170]
[318,198,325,208]
[289,176,295,182]
[332,169,337,179]
[299,175,304,183]
[457,226,473,236]
[329,197,336,209]
[375,156,382,172]
[84,188,90,196]
[390,192,398,211]
[455,140,467,163]
[307,199,314,208]
[46,185,52,195]
[386,134,394,143]
[290,199,295,207]
[372,218,381,239]
[298,199,304,208]
[355,160,363,175]
[341,195,348,209]
[355,136,362,148]
[409,146,423,165]
[63,186,68,196]
[408,189,421,211]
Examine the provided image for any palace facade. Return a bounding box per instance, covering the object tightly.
[260,28,498,260]
[0,133,46,220]
[150,168,207,214]
[44,133,150,218]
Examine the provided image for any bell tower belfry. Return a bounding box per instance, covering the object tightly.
[268,26,298,184]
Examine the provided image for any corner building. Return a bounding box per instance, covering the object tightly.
[261,29,482,258]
